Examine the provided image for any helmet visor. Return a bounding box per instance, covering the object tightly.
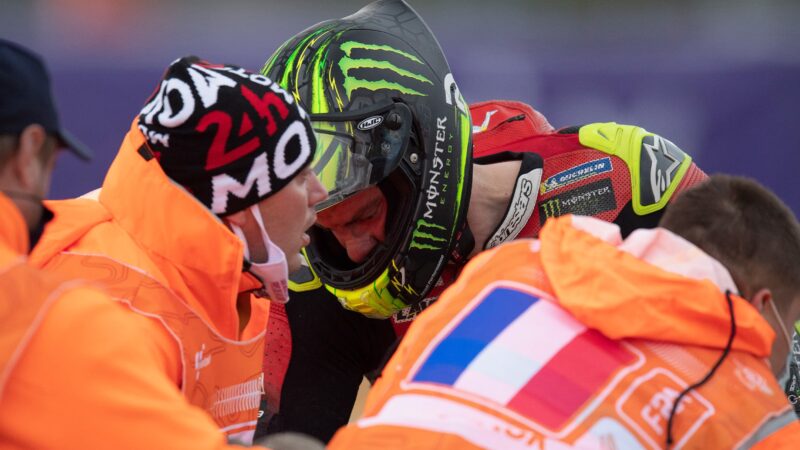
[310,101,413,210]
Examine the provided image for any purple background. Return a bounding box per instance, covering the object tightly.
[3,0,798,214]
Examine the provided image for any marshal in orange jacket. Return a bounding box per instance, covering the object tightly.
[27,122,271,446]
[0,190,263,450]
[330,215,799,449]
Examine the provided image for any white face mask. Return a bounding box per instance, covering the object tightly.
[229,204,290,303]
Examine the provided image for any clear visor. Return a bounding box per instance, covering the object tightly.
[310,101,413,211]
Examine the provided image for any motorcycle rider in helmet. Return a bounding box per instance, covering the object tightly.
[257,0,708,442]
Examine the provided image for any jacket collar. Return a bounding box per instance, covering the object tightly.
[540,215,774,357]
[98,122,260,337]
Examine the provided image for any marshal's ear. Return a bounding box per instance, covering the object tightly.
[10,124,48,190]
[750,287,773,313]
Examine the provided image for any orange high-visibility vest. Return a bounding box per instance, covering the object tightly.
[44,253,265,438]
[29,123,269,443]
[331,216,798,449]
[0,251,82,403]
[0,193,59,398]
[1,191,265,449]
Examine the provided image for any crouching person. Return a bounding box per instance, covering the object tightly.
[330,175,800,449]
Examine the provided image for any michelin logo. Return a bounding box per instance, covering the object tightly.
[541,157,612,194]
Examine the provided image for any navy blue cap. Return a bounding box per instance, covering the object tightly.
[0,39,92,160]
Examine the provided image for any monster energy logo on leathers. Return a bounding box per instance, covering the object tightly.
[410,219,447,250]
[540,198,561,220]
[338,41,432,98]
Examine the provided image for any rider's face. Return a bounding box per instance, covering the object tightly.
[315,185,387,263]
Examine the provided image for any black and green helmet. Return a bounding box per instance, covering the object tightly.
[262,0,473,318]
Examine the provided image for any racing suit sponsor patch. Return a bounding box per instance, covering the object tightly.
[539,178,617,225]
[540,157,612,194]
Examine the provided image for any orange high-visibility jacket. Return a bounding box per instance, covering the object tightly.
[331,215,799,449]
[28,122,271,445]
[0,193,262,449]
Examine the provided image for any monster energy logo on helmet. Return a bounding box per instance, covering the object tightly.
[338,41,432,97]
[262,34,434,115]
[410,219,447,251]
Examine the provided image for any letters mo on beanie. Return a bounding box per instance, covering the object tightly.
[137,56,316,216]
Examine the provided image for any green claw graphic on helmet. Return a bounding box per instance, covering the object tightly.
[338,41,433,97]
[409,219,447,251]
[264,0,473,319]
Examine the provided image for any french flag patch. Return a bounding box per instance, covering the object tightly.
[410,285,636,431]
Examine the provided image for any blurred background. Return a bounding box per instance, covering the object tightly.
[2,0,798,214]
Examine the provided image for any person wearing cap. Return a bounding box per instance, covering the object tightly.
[0,39,120,449]
[22,55,327,448]
[1,41,255,450]
[0,39,92,244]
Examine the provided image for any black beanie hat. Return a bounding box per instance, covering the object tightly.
[138,56,316,216]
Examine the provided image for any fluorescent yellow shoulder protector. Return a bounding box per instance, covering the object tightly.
[578,122,692,216]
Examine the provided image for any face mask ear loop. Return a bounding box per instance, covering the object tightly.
[249,204,286,264]
[769,298,793,355]
[249,204,269,259]
[244,204,290,303]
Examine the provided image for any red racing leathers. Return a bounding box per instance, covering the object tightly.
[258,101,708,442]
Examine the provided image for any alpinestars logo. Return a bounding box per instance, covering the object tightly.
[640,135,687,206]
[338,41,432,97]
[485,167,541,249]
[410,219,447,251]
